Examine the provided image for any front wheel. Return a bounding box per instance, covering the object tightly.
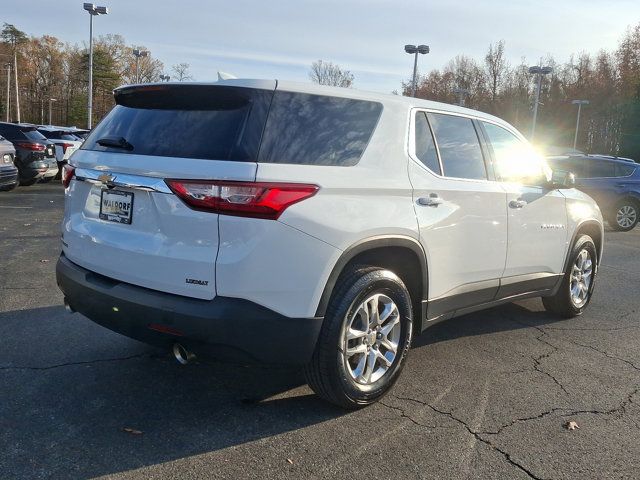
[542,235,597,318]
[305,266,413,409]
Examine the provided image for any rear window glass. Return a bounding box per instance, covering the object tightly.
[83,86,273,161]
[22,129,48,142]
[258,91,382,166]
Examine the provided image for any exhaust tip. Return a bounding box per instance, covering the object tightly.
[172,343,196,365]
[63,298,75,313]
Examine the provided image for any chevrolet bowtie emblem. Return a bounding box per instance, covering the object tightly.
[98,173,115,184]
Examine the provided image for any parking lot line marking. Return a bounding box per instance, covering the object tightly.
[459,379,490,479]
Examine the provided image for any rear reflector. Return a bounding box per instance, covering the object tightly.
[147,323,185,336]
[165,180,319,220]
[62,164,75,188]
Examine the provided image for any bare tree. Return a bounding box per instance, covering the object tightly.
[309,60,354,87]
[172,63,193,82]
[484,40,508,105]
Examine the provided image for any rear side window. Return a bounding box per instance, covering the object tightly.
[258,92,382,166]
[83,86,273,161]
[588,161,616,178]
[428,113,486,180]
[413,112,441,174]
[616,163,636,177]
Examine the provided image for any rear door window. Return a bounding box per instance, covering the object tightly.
[83,85,273,161]
[588,161,616,178]
[413,111,441,174]
[22,129,49,142]
[428,113,487,180]
[258,91,382,166]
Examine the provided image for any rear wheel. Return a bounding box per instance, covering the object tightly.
[19,178,37,186]
[542,235,597,318]
[610,200,638,231]
[305,266,413,409]
[40,177,54,183]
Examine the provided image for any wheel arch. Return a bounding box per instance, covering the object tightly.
[567,220,603,270]
[314,236,428,323]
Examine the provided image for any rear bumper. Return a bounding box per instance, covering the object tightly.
[56,254,323,365]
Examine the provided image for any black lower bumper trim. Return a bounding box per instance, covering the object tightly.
[56,254,323,365]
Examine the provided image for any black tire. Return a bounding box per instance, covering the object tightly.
[610,199,638,232]
[39,176,54,183]
[542,235,597,318]
[19,178,37,186]
[305,266,413,409]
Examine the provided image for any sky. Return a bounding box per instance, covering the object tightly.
[2,0,639,93]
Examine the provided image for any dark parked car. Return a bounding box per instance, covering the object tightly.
[547,154,639,231]
[0,135,18,191]
[0,122,58,185]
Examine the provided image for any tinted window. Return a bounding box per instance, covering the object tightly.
[258,91,382,166]
[588,161,616,178]
[414,111,440,174]
[22,129,48,142]
[428,113,486,180]
[0,124,18,139]
[482,122,546,184]
[548,157,588,178]
[84,86,272,161]
[616,163,637,177]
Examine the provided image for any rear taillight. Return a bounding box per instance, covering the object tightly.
[61,143,74,153]
[165,180,319,220]
[16,142,45,151]
[62,164,75,188]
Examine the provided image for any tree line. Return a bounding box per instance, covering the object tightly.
[311,24,640,159]
[0,23,193,129]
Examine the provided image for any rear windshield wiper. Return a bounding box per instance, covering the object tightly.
[96,136,134,151]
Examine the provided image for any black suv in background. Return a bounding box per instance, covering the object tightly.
[0,122,58,185]
[0,135,18,191]
[547,154,639,231]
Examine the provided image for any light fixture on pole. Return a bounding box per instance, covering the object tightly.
[528,64,552,142]
[48,98,57,125]
[133,48,149,83]
[159,74,171,82]
[4,63,10,122]
[571,100,589,150]
[453,87,470,107]
[404,44,429,97]
[83,3,109,130]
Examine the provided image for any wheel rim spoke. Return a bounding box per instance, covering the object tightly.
[343,293,402,385]
[569,248,594,307]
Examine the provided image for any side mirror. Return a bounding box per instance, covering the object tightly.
[548,170,576,189]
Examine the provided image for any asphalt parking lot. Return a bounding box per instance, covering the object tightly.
[1,183,639,480]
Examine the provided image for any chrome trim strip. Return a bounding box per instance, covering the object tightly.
[74,167,172,193]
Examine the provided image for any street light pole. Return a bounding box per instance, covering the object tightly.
[48,98,57,125]
[404,44,430,97]
[571,100,589,150]
[133,49,149,83]
[528,64,553,142]
[83,3,109,130]
[4,63,10,122]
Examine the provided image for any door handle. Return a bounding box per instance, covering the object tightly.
[509,199,528,209]
[418,194,443,207]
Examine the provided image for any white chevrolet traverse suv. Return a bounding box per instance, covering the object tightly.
[57,80,603,408]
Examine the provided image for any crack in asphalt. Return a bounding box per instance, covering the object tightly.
[389,394,547,480]
[388,387,639,480]
[0,353,150,371]
[566,339,640,372]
